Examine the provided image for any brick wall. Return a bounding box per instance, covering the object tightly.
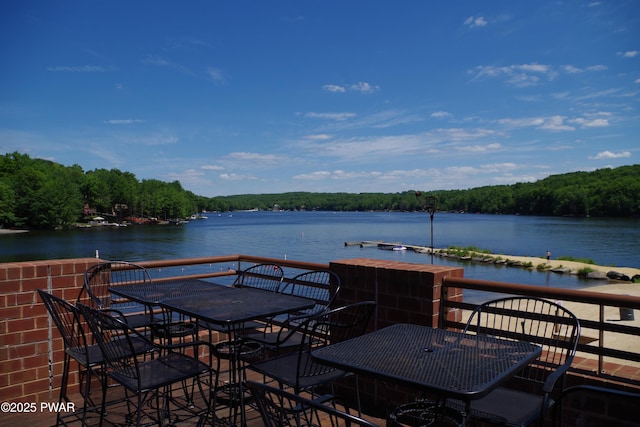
[0,258,96,402]
[329,258,465,413]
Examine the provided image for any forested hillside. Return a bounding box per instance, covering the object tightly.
[1,152,638,229]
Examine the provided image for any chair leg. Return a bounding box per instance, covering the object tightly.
[98,370,107,427]
[57,354,71,426]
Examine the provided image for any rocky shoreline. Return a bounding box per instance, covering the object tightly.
[432,248,640,283]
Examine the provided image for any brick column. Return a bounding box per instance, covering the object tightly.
[328,258,465,415]
[0,258,96,402]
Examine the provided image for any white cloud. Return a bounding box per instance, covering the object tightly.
[142,55,194,75]
[539,116,575,132]
[47,65,109,72]
[323,84,346,93]
[456,143,502,153]
[590,151,631,160]
[207,67,227,85]
[303,112,356,121]
[563,64,607,74]
[219,172,257,181]
[201,164,225,171]
[470,63,557,87]
[323,82,380,93]
[305,134,333,140]
[350,82,380,93]
[464,16,488,28]
[105,119,144,124]
[569,118,609,128]
[618,51,638,58]
[431,111,453,119]
[227,152,286,164]
[499,116,578,131]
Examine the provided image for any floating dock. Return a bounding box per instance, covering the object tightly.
[344,241,433,253]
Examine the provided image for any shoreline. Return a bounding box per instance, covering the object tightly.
[464,252,640,280]
[0,229,29,234]
[349,241,640,281]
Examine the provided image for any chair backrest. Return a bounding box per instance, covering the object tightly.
[234,263,284,292]
[37,289,93,366]
[552,385,640,426]
[247,380,379,427]
[279,270,341,317]
[80,261,152,312]
[76,302,149,389]
[295,301,376,389]
[464,296,580,393]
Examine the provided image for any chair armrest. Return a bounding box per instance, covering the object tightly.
[542,357,573,394]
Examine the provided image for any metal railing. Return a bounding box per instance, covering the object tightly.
[441,276,640,381]
[127,255,640,384]
[136,253,329,284]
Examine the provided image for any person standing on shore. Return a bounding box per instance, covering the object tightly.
[546,250,551,261]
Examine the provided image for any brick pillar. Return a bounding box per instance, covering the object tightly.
[0,258,96,403]
[328,258,465,415]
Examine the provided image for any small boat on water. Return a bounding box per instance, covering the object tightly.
[377,243,407,251]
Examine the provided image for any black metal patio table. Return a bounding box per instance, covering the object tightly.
[160,286,316,425]
[108,278,231,305]
[311,323,542,425]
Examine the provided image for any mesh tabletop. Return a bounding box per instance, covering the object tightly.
[109,279,231,305]
[312,323,541,400]
[160,287,316,328]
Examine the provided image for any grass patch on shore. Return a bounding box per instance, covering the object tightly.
[557,256,596,265]
[446,245,492,257]
[577,267,595,277]
[536,263,552,271]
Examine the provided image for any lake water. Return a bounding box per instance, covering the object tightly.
[2,211,638,291]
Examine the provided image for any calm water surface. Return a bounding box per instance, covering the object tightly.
[2,211,638,291]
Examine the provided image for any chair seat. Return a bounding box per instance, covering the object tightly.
[111,352,210,393]
[245,330,305,351]
[448,387,546,427]
[123,312,159,329]
[250,352,347,391]
[67,335,154,367]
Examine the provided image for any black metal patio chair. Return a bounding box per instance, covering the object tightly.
[38,289,154,426]
[247,380,380,427]
[446,296,581,427]
[233,262,285,292]
[77,302,218,426]
[245,270,341,354]
[249,301,376,409]
[38,289,105,426]
[78,261,159,329]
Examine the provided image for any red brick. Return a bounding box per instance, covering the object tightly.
[7,317,35,334]
[22,328,49,344]
[0,384,23,400]
[9,367,38,385]
[0,280,21,295]
[11,343,38,359]
[0,306,21,320]
[21,277,47,292]
[23,378,50,395]
[22,354,49,372]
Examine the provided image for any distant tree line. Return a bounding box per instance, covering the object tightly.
[1,152,638,230]
[208,165,640,217]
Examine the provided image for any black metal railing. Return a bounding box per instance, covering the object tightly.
[441,276,640,381]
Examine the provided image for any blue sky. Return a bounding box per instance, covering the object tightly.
[2,1,638,197]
